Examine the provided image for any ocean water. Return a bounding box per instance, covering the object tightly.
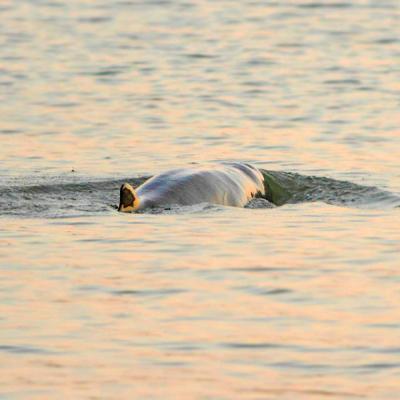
[1,0,400,398]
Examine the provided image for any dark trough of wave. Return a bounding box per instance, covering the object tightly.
[0,170,399,218]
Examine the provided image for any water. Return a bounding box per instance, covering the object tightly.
[1,0,400,398]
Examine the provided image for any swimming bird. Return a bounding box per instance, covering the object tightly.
[118,162,265,212]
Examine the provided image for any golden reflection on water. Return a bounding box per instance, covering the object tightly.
[1,0,400,397]
[1,205,400,398]
[1,1,399,184]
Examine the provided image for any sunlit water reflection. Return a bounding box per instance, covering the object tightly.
[1,0,399,398]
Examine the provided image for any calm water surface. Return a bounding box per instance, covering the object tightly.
[1,0,400,398]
